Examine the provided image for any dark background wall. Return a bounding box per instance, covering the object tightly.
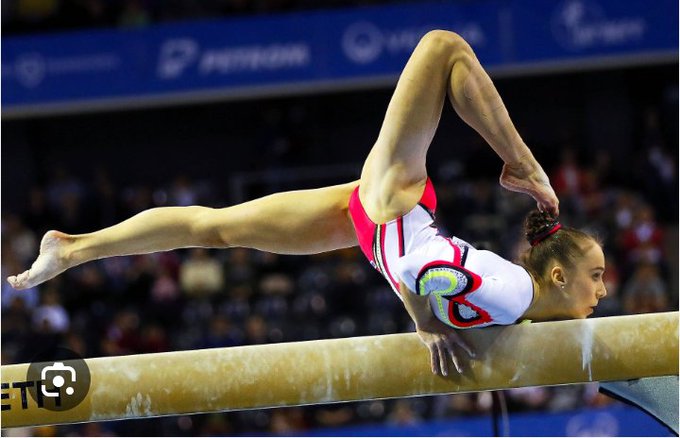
[3,63,677,213]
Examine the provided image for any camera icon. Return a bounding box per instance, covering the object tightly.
[40,362,77,398]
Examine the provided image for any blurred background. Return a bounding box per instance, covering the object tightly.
[1,0,678,436]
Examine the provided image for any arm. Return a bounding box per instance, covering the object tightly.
[399,282,474,376]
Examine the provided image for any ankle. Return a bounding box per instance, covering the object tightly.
[504,148,536,169]
[61,235,84,265]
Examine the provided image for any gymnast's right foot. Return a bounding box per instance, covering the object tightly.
[7,230,78,290]
[500,159,560,217]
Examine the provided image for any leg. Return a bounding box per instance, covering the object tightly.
[7,181,359,290]
[360,30,558,224]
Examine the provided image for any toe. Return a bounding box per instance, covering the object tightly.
[14,271,30,289]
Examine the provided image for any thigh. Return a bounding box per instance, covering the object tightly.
[208,181,359,255]
[359,31,457,223]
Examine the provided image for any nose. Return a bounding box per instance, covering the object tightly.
[597,287,607,299]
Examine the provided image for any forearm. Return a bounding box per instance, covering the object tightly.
[398,282,438,329]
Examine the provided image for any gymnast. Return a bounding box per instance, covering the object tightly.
[8,30,606,376]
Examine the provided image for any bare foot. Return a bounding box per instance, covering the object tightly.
[7,230,78,290]
[500,160,560,216]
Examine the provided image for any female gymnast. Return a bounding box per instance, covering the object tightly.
[8,30,606,376]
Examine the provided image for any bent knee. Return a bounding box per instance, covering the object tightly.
[189,207,230,248]
[360,170,427,223]
[420,30,475,61]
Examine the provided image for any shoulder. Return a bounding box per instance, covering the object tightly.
[471,261,533,324]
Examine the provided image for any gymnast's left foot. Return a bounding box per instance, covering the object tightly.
[7,230,78,290]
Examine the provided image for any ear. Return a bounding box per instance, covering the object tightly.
[550,266,567,289]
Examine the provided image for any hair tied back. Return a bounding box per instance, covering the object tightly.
[529,221,561,247]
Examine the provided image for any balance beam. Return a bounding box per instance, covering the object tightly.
[2,311,677,428]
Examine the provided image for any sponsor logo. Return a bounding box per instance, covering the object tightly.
[551,0,646,50]
[14,53,47,88]
[341,22,486,64]
[11,53,120,89]
[157,38,311,79]
[566,411,619,436]
[157,38,200,79]
[342,22,384,64]
[2,348,91,412]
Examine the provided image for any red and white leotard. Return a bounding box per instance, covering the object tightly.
[348,178,533,329]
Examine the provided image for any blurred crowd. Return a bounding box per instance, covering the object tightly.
[1,99,676,435]
[2,0,409,34]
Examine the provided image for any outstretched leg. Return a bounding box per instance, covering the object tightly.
[8,181,359,290]
[359,30,558,224]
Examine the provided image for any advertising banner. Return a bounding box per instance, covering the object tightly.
[2,0,677,114]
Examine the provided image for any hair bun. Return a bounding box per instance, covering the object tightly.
[524,210,560,246]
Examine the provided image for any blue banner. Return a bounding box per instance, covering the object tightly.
[2,0,677,114]
[294,405,674,437]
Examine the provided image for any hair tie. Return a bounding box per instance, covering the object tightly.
[530,222,561,247]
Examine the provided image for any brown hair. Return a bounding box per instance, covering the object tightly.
[519,210,599,281]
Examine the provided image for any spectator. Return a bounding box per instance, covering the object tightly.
[150,265,180,303]
[551,148,586,197]
[270,408,308,434]
[139,323,170,353]
[225,248,256,286]
[551,148,587,217]
[199,414,233,435]
[622,263,670,314]
[244,314,269,344]
[2,250,39,310]
[387,400,422,426]
[32,287,70,334]
[314,405,355,428]
[506,386,550,412]
[90,168,121,228]
[201,314,242,348]
[2,214,38,265]
[23,187,57,236]
[105,309,141,354]
[179,248,225,297]
[432,394,477,418]
[611,191,638,232]
[1,291,33,350]
[619,205,665,266]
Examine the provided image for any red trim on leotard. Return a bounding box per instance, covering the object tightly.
[445,240,462,265]
[448,297,492,328]
[419,179,437,213]
[416,258,492,328]
[348,187,377,264]
[348,178,435,266]
[397,217,405,257]
[379,224,399,290]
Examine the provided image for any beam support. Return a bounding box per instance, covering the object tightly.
[1,312,677,428]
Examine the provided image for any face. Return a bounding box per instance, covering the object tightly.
[561,243,607,318]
